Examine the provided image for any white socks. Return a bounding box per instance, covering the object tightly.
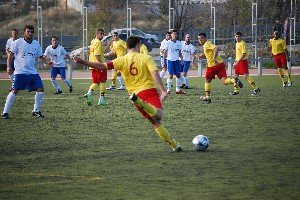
[167,78,172,90]
[63,79,72,87]
[117,75,125,87]
[33,92,44,112]
[51,80,61,91]
[175,77,181,92]
[160,70,166,79]
[3,92,16,114]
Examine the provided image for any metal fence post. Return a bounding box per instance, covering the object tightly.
[227,57,233,76]
[257,57,262,75]
[198,59,203,77]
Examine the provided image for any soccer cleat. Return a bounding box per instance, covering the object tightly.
[287,82,292,87]
[84,94,93,106]
[106,85,116,90]
[1,113,9,119]
[252,88,261,96]
[69,85,73,93]
[234,77,243,88]
[176,90,186,94]
[180,84,186,89]
[98,98,108,106]
[54,90,62,94]
[229,91,239,96]
[32,111,45,118]
[200,96,211,103]
[283,81,287,87]
[167,90,171,94]
[173,142,183,152]
[117,86,126,90]
[129,93,138,102]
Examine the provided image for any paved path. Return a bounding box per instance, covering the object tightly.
[0,67,299,80]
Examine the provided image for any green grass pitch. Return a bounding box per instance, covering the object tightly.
[0,75,299,199]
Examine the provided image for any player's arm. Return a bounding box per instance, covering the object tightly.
[39,56,53,66]
[6,51,14,75]
[73,56,107,70]
[163,49,167,67]
[152,70,167,102]
[213,46,219,64]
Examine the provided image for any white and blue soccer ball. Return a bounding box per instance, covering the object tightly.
[192,135,209,151]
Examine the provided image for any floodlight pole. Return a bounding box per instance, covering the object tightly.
[82,7,88,60]
[127,8,132,36]
[37,5,43,51]
[252,2,257,67]
[210,3,215,44]
[126,1,132,37]
[289,0,296,57]
[169,0,174,31]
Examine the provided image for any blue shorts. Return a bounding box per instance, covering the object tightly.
[182,61,191,73]
[51,67,66,79]
[12,74,44,91]
[167,60,181,75]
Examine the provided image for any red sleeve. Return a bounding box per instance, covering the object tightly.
[106,61,114,70]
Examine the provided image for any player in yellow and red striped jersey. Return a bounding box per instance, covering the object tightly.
[269,31,292,87]
[74,36,182,152]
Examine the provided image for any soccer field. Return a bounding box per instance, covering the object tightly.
[0,76,299,199]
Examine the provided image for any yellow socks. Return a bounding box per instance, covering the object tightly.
[111,70,117,86]
[278,68,286,83]
[285,69,292,83]
[246,76,257,89]
[204,82,211,97]
[224,78,235,85]
[154,125,177,148]
[89,83,98,91]
[99,82,106,94]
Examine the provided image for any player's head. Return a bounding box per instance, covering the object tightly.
[126,36,141,50]
[96,29,105,40]
[171,29,178,41]
[198,33,207,45]
[51,35,59,47]
[185,34,191,43]
[235,32,242,42]
[112,32,119,41]
[273,31,279,39]
[166,31,171,40]
[11,28,18,39]
[23,25,34,40]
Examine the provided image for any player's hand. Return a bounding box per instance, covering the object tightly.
[73,56,82,63]
[160,90,167,102]
[48,61,54,67]
[7,68,13,75]
[198,54,205,59]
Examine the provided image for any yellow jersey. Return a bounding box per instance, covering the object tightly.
[89,38,105,70]
[269,38,287,55]
[203,41,223,67]
[236,40,249,61]
[108,52,158,94]
[89,38,105,62]
[111,39,127,57]
[140,44,148,54]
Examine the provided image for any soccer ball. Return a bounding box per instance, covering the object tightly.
[192,135,209,151]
